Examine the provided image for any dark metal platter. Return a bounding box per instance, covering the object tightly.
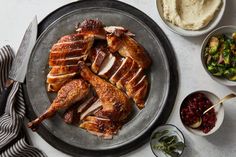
[23,0,179,156]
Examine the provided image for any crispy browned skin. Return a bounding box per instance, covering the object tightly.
[116,60,139,90]
[47,83,63,92]
[106,31,151,69]
[57,33,87,43]
[133,80,148,109]
[49,56,87,66]
[109,57,133,84]
[78,61,131,122]
[77,19,106,39]
[49,49,87,60]
[28,79,90,131]
[51,41,89,51]
[80,116,121,139]
[49,35,93,66]
[51,34,93,53]
[119,35,151,69]
[49,65,79,76]
[47,33,93,92]
[125,69,144,90]
[126,75,148,109]
[126,75,147,96]
[47,79,71,92]
[106,33,123,53]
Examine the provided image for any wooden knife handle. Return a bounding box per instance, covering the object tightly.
[0,83,13,116]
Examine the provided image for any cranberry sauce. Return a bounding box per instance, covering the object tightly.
[180,92,217,133]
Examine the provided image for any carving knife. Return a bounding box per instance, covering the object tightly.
[0,17,38,115]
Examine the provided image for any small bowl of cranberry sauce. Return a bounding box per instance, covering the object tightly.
[180,91,224,136]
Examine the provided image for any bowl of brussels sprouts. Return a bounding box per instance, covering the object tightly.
[201,26,236,86]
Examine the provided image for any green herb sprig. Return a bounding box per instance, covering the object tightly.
[152,130,185,157]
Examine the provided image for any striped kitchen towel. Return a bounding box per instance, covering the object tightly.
[0,45,46,157]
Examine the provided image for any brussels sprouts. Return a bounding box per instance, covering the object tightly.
[224,68,236,78]
[223,41,230,50]
[232,32,236,41]
[223,49,230,64]
[205,33,236,81]
[207,65,217,74]
[209,37,219,55]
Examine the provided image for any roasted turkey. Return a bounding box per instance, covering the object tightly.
[28,79,90,131]
[78,61,132,122]
[106,29,151,69]
[28,19,151,138]
[47,33,94,92]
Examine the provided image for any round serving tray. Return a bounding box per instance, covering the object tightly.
[23,0,179,156]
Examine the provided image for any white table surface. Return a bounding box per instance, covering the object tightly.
[1,0,236,156]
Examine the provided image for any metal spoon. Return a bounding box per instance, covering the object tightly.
[190,93,236,129]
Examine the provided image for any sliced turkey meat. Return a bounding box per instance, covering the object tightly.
[126,75,148,97]
[48,65,79,76]
[109,57,133,84]
[98,54,123,79]
[49,49,87,60]
[47,72,77,84]
[124,68,144,92]
[90,47,108,74]
[63,93,96,124]
[51,37,93,51]
[49,56,87,66]
[57,33,88,43]
[80,99,103,120]
[77,95,98,116]
[80,116,121,139]
[48,33,94,67]
[116,60,139,90]
[132,80,148,109]
[104,26,135,37]
[126,75,148,109]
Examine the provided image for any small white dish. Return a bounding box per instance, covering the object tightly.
[156,0,226,36]
[180,90,224,136]
[201,25,236,86]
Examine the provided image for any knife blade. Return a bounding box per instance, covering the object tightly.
[0,17,37,116]
[9,17,38,83]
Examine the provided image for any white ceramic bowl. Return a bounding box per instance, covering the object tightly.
[180,91,224,136]
[201,25,236,86]
[156,0,226,36]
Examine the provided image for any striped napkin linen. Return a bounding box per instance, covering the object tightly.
[0,46,46,157]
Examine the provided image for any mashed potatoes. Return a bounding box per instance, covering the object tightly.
[161,0,222,30]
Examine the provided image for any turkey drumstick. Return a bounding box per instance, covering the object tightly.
[28,79,90,131]
[78,61,132,122]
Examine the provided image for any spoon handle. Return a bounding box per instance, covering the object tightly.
[203,93,236,115]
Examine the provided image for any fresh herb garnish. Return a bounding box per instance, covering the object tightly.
[152,130,169,139]
[152,130,185,157]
